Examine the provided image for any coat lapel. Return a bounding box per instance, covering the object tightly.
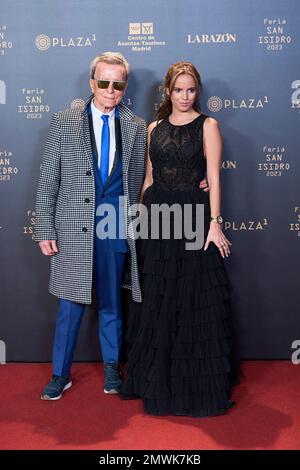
[118,103,138,175]
[80,99,94,171]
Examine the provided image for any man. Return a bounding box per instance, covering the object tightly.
[35,52,147,399]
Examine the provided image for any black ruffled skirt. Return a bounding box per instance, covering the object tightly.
[121,185,239,417]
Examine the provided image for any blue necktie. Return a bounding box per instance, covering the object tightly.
[100,114,110,185]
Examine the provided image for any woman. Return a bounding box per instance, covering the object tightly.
[121,61,238,417]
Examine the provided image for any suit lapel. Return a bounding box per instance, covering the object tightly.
[80,99,138,176]
[110,115,122,176]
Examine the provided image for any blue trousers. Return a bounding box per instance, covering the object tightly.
[52,242,126,377]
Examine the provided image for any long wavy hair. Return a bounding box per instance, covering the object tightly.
[157,61,202,121]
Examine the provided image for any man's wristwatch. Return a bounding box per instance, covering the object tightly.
[210,215,223,224]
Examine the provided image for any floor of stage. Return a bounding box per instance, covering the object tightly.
[0,361,299,450]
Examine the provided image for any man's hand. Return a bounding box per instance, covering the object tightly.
[200,178,209,192]
[39,240,58,256]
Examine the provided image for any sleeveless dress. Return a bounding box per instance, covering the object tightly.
[121,114,238,417]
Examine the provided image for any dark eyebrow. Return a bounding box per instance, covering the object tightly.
[174,87,196,90]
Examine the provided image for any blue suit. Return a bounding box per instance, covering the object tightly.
[52,105,128,376]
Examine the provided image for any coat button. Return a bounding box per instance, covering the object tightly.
[86,170,92,176]
[82,227,88,232]
[85,198,90,203]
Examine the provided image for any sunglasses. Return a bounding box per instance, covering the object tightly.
[94,79,127,91]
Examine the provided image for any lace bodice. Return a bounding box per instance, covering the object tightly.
[149,114,208,191]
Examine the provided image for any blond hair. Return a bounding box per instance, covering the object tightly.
[90,52,130,80]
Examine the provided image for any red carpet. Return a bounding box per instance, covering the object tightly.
[0,361,299,450]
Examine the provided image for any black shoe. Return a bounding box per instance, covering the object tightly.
[41,374,72,400]
[103,363,121,394]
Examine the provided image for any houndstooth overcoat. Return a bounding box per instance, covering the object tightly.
[35,97,147,304]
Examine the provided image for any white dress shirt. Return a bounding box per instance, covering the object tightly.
[91,100,116,176]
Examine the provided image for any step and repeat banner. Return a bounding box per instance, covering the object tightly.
[0,0,299,362]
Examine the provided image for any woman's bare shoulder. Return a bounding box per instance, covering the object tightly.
[148,119,163,132]
[203,116,219,127]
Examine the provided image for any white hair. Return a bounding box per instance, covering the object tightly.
[90,52,130,80]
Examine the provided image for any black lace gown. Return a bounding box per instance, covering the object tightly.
[121,114,238,417]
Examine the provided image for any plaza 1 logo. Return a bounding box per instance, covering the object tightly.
[117,22,166,52]
[71,98,85,109]
[258,145,290,177]
[207,95,269,112]
[0,25,13,56]
[153,84,165,113]
[153,84,164,113]
[35,33,96,50]
[291,80,300,111]
[224,218,269,232]
[69,97,134,110]
[0,149,18,183]
[18,87,50,120]
[258,18,292,52]
[0,80,5,104]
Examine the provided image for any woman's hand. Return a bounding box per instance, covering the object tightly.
[204,222,231,258]
[199,178,209,192]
